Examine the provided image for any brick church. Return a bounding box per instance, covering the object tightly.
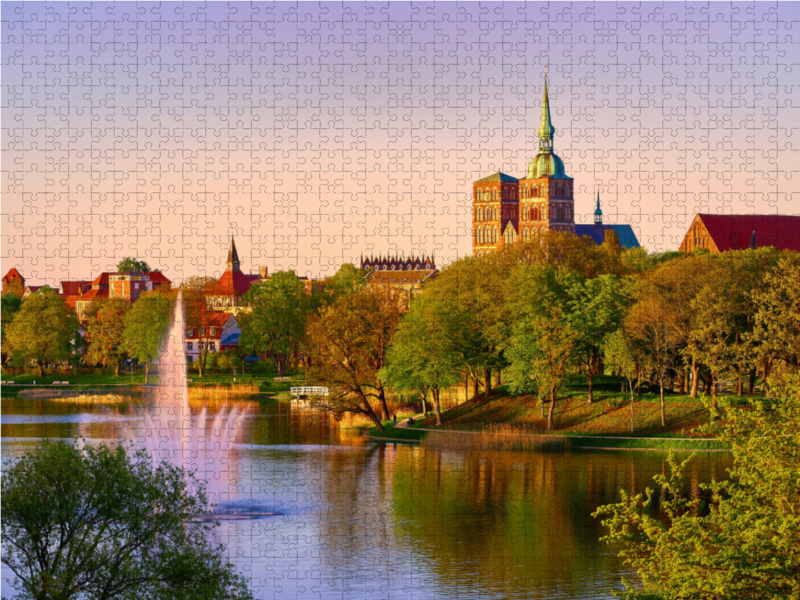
[472,76,639,255]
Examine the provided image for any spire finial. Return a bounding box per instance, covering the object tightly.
[594,187,603,226]
[537,68,555,152]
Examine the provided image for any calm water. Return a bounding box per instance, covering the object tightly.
[1,394,732,599]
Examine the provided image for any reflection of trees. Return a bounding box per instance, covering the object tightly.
[387,447,733,598]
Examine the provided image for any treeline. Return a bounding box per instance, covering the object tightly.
[268,231,798,432]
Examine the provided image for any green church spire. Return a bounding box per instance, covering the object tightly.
[537,74,556,152]
[594,189,603,225]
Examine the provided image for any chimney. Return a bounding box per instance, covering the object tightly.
[260,266,268,279]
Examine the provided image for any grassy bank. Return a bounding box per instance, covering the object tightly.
[367,375,742,451]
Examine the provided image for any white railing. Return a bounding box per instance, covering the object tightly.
[290,386,329,397]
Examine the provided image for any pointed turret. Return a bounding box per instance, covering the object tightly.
[748,230,757,249]
[537,75,556,152]
[226,235,241,272]
[594,189,603,226]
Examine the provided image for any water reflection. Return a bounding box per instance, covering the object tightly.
[1,393,732,599]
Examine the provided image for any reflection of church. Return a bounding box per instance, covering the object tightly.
[472,76,638,255]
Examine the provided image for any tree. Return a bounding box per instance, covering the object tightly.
[566,275,631,404]
[4,288,79,376]
[83,298,130,377]
[623,293,679,427]
[123,293,173,384]
[2,439,254,600]
[603,329,645,433]
[505,265,582,431]
[306,285,405,431]
[380,290,462,425]
[323,263,366,300]
[216,349,243,374]
[752,251,800,372]
[116,257,151,272]
[593,373,800,599]
[239,271,313,376]
[1,292,23,366]
[182,276,218,378]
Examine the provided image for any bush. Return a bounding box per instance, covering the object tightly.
[1,440,254,600]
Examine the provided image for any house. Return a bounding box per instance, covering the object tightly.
[2,268,25,293]
[679,214,800,253]
[361,255,438,293]
[185,312,240,364]
[57,280,93,310]
[74,273,112,322]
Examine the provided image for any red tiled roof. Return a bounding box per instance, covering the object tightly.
[59,280,92,297]
[148,271,172,285]
[76,288,108,301]
[211,270,253,297]
[699,214,800,252]
[91,273,112,286]
[2,268,24,284]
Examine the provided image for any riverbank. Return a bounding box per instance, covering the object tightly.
[366,376,748,451]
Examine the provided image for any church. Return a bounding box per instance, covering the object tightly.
[472,76,639,255]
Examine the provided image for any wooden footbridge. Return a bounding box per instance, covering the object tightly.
[290,386,329,399]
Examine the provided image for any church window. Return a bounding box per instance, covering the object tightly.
[492,189,498,200]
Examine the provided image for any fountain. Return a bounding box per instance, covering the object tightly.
[134,291,272,518]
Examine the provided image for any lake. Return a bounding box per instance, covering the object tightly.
[1,393,732,599]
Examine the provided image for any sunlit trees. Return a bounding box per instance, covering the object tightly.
[380,288,462,425]
[306,286,405,430]
[4,288,79,376]
[602,329,646,433]
[116,257,151,272]
[83,298,130,377]
[323,263,366,301]
[1,292,23,367]
[505,265,582,431]
[752,251,800,373]
[594,373,800,599]
[239,271,313,376]
[123,293,173,383]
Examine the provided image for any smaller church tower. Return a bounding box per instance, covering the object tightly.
[226,235,241,273]
[594,190,603,226]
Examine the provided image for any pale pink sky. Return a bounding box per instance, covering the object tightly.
[3,2,799,285]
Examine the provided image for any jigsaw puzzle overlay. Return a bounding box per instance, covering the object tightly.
[2,2,799,600]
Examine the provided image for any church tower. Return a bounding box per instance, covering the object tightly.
[471,74,574,256]
[226,235,241,273]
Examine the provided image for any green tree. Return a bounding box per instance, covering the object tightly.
[752,251,800,373]
[216,349,243,374]
[505,265,582,431]
[566,275,631,404]
[1,292,23,366]
[380,290,462,425]
[2,439,254,600]
[116,257,151,272]
[594,373,800,599]
[4,288,79,376]
[83,298,130,377]
[239,271,313,376]
[306,286,405,430]
[323,263,366,300]
[123,293,173,384]
[602,329,645,433]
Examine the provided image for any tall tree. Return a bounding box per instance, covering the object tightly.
[623,293,679,427]
[380,290,462,425]
[123,293,174,383]
[83,298,130,377]
[752,251,800,372]
[505,264,582,431]
[182,276,218,378]
[602,329,646,433]
[239,271,313,376]
[323,263,367,301]
[4,288,79,376]
[116,257,152,272]
[566,275,631,404]
[306,286,405,431]
[1,292,23,366]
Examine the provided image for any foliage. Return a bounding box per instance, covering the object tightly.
[505,265,583,431]
[380,287,462,425]
[594,373,800,599]
[239,271,313,376]
[215,349,243,373]
[1,439,254,600]
[323,263,366,300]
[306,285,405,431]
[3,288,79,376]
[1,292,23,365]
[116,257,151,272]
[83,298,130,377]
[602,328,643,432]
[123,293,173,383]
[752,251,800,368]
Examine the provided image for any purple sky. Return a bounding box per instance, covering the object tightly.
[3,1,799,285]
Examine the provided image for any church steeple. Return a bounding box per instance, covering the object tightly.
[226,235,241,272]
[594,189,603,225]
[537,74,556,152]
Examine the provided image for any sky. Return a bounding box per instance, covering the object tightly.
[3,1,799,285]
